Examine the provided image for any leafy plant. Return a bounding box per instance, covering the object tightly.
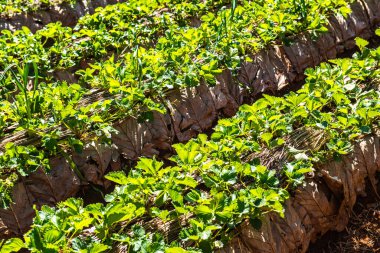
[0,62,42,122]
[3,39,380,252]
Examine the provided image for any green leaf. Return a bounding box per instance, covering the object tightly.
[211,132,223,141]
[166,247,189,253]
[186,190,201,203]
[43,229,62,243]
[360,125,371,134]
[90,243,110,253]
[136,157,163,175]
[260,132,273,145]
[21,26,31,34]
[0,238,25,253]
[73,217,94,231]
[90,115,103,123]
[175,177,198,188]
[105,171,128,185]
[270,138,285,148]
[168,190,183,206]
[106,203,136,226]
[375,28,380,37]
[195,205,213,220]
[61,198,82,214]
[355,37,369,52]
[173,141,201,165]
[68,138,84,153]
[339,6,351,18]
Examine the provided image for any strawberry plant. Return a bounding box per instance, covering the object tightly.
[0,0,356,207]
[2,38,379,253]
[0,62,43,122]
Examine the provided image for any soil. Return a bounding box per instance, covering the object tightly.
[308,175,380,253]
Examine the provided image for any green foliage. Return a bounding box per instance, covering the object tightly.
[0,0,354,209]
[0,0,354,113]
[0,238,25,253]
[3,41,380,253]
[355,37,369,52]
[0,0,76,17]
[0,62,42,122]
[0,0,376,251]
[376,28,380,37]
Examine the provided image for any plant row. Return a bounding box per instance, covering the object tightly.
[2,38,379,253]
[0,0,76,17]
[0,0,354,206]
[1,0,350,73]
[0,0,353,133]
[0,0,355,132]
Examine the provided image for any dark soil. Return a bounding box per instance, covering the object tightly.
[308,174,380,253]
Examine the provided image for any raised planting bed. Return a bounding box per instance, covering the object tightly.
[0,0,380,239]
[219,134,380,253]
[1,39,379,252]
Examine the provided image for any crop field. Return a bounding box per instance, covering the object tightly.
[0,0,379,252]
